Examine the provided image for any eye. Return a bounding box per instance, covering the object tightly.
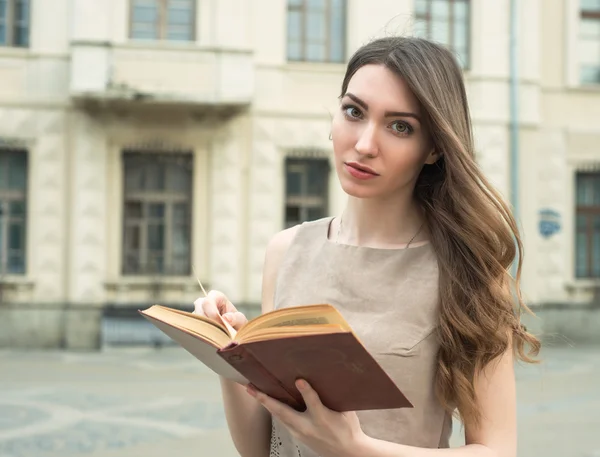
[342,104,362,119]
[390,121,413,136]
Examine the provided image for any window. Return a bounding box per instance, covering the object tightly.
[130,0,195,41]
[287,0,346,63]
[575,172,600,278]
[122,152,192,276]
[0,149,27,275]
[285,158,329,228]
[414,0,470,69]
[0,0,30,47]
[580,0,600,84]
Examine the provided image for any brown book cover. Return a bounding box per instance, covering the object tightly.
[140,304,412,412]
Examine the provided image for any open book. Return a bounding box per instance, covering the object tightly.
[140,304,412,412]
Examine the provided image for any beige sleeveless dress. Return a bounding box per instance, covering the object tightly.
[270,217,452,457]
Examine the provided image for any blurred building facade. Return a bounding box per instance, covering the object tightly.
[0,0,599,348]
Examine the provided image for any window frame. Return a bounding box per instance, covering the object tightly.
[284,157,330,228]
[575,171,600,278]
[0,148,28,276]
[0,0,30,48]
[286,0,347,63]
[129,0,197,42]
[414,0,471,70]
[121,151,193,276]
[579,2,600,84]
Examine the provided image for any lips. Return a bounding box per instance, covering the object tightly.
[345,162,379,176]
[344,162,379,181]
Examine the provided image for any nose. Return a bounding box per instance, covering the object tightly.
[355,123,379,157]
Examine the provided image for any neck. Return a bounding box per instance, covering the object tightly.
[338,192,426,248]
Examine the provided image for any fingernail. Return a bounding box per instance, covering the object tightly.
[222,314,232,322]
[296,379,307,390]
[246,386,257,397]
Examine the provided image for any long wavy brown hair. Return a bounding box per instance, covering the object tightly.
[340,37,541,427]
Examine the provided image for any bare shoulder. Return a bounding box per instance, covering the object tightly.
[266,225,299,258]
[261,225,300,314]
[264,225,300,280]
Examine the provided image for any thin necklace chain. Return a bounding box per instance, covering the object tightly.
[336,214,424,249]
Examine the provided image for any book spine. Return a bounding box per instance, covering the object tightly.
[218,344,304,410]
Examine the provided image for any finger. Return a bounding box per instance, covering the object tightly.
[193,297,206,315]
[295,379,324,412]
[208,290,237,315]
[196,295,220,320]
[223,311,248,330]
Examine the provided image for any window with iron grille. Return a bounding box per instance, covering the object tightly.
[0,0,30,47]
[285,158,329,228]
[130,0,195,41]
[575,172,600,278]
[287,0,346,63]
[122,152,192,276]
[0,149,27,275]
[413,0,470,69]
[580,0,600,84]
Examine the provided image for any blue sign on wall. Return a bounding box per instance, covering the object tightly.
[539,208,561,238]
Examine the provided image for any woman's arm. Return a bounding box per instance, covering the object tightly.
[354,346,517,457]
[220,226,298,457]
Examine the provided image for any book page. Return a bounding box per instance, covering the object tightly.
[215,311,238,339]
[269,317,333,327]
[140,305,233,348]
[235,304,351,343]
[238,324,347,344]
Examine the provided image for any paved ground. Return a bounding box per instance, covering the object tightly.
[0,344,599,457]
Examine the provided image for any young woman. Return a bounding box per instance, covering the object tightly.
[194,36,540,457]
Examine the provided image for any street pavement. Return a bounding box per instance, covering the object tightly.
[0,344,599,457]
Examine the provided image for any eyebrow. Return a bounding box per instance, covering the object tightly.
[345,92,422,123]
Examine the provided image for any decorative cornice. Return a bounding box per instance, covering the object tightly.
[122,138,193,153]
[574,161,600,172]
[0,137,31,149]
[285,147,330,159]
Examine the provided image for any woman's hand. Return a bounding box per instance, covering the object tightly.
[247,379,367,457]
[193,290,248,331]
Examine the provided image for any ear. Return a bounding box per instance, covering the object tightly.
[424,148,442,165]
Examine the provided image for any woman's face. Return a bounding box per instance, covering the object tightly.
[331,64,439,200]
